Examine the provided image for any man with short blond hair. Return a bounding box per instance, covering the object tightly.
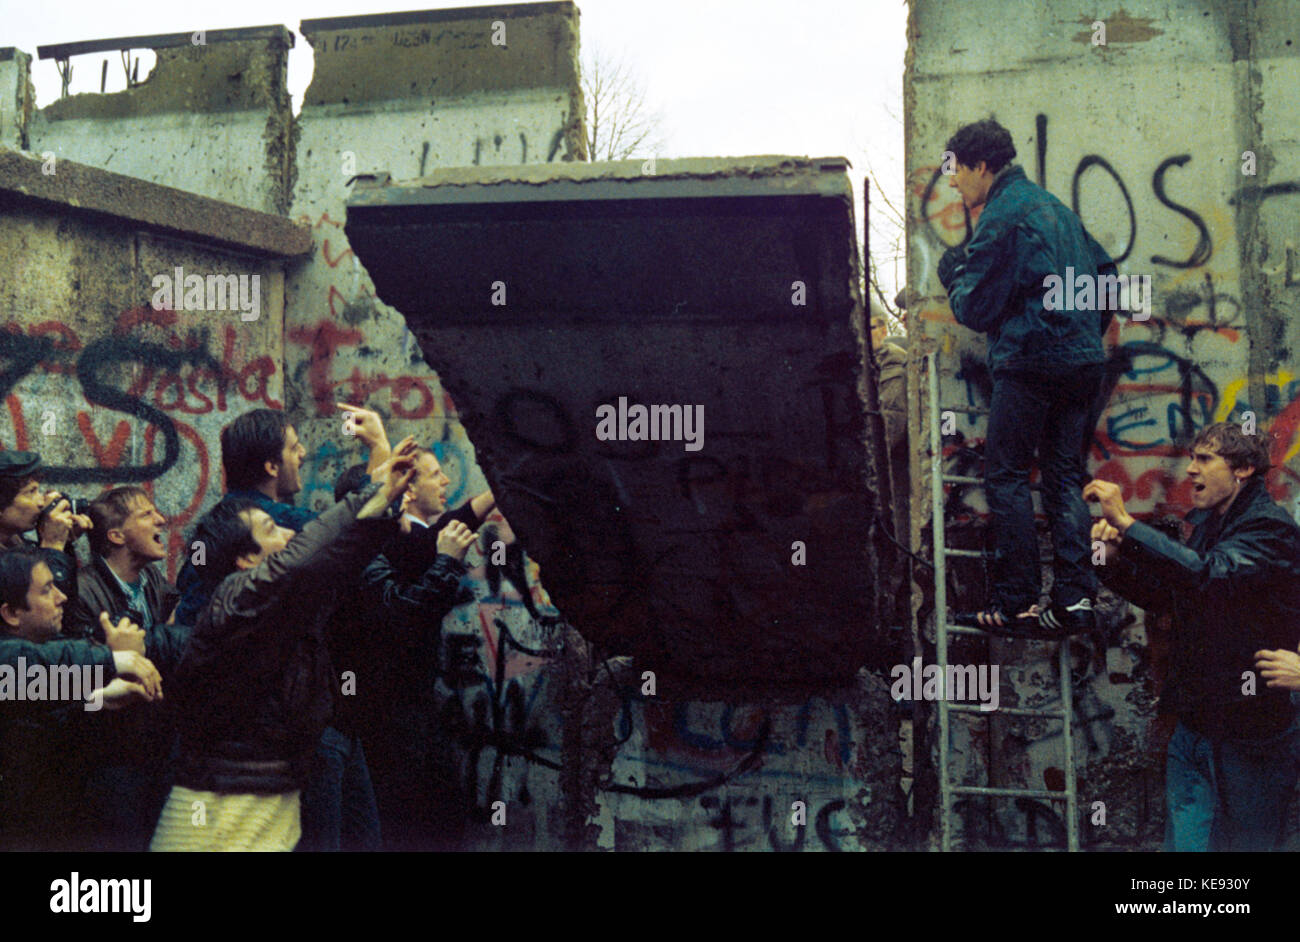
[66,487,188,850]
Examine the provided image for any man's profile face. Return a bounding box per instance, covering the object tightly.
[116,496,168,563]
[235,509,295,569]
[274,425,307,500]
[0,478,47,534]
[11,562,66,641]
[1186,441,1247,514]
[871,320,888,349]
[408,452,450,521]
[950,160,991,210]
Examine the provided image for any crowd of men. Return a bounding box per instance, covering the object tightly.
[0,404,494,851]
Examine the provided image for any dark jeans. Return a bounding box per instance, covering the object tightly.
[298,725,381,852]
[367,700,468,851]
[984,364,1103,611]
[1165,718,1300,851]
[82,762,173,852]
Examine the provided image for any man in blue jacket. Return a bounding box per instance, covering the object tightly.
[937,119,1116,635]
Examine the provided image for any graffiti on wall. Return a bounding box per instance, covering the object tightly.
[0,306,279,580]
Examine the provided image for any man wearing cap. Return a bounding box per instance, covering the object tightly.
[0,450,91,603]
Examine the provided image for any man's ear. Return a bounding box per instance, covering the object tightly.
[107,526,128,549]
[234,551,260,572]
[263,459,280,484]
[0,601,21,629]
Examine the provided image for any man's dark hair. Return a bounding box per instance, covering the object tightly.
[189,498,262,589]
[221,409,291,492]
[945,119,1017,175]
[1192,421,1272,476]
[87,486,151,557]
[0,474,39,515]
[0,546,46,612]
[333,463,370,503]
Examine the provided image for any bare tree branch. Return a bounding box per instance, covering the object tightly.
[581,47,667,161]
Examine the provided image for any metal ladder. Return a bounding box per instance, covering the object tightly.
[926,351,1079,852]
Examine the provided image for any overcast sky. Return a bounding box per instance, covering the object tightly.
[6,0,907,303]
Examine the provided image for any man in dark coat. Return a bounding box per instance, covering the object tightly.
[1088,422,1300,851]
[150,439,417,851]
[0,547,161,850]
[354,447,487,850]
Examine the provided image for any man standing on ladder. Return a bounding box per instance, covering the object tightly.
[936,118,1115,635]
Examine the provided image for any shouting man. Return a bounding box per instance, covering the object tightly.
[1087,422,1300,851]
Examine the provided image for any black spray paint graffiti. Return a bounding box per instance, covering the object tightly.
[435,617,559,816]
[699,795,850,852]
[0,328,227,483]
[949,337,1220,459]
[922,113,1215,272]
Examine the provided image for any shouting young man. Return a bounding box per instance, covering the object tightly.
[1087,422,1300,851]
[66,487,189,850]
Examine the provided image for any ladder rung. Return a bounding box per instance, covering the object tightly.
[942,547,983,558]
[941,624,1062,642]
[948,704,1065,718]
[950,785,1069,800]
[941,404,990,415]
[944,624,989,636]
[938,474,1045,494]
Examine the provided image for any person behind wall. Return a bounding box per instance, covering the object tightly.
[358,447,492,850]
[871,312,911,624]
[937,118,1115,636]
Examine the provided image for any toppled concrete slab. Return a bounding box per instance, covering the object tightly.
[347,156,874,694]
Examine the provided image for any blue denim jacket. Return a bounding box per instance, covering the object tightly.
[938,164,1115,373]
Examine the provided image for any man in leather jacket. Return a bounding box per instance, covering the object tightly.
[65,487,188,850]
[148,439,417,851]
[1088,422,1300,851]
